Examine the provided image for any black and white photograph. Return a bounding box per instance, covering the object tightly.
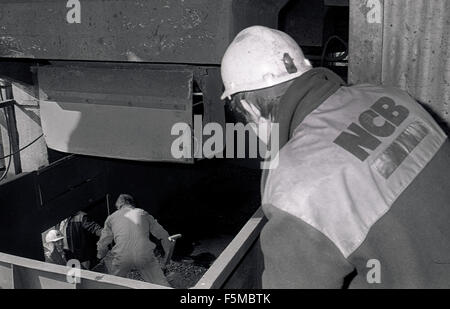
[0,0,449,295]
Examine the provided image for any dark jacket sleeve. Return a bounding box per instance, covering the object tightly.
[82,215,103,237]
[261,204,355,289]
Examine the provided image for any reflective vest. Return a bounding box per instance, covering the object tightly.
[263,84,447,258]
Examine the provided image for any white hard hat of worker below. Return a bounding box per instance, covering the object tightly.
[45,229,64,243]
[221,25,312,100]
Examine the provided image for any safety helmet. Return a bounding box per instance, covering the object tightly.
[221,26,312,100]
[45,229,64,243]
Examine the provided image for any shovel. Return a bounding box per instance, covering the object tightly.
[164,234,182,266]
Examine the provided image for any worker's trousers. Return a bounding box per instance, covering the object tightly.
[109,254,170,287]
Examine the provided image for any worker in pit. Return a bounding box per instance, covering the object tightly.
[220,26,450,288]
[59,211,103,270]
[96,194,171,286]
[44,229,68,266]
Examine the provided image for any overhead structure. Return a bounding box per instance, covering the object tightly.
[0,0,289,162]
[0,0,289,289]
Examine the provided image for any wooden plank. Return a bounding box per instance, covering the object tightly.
[193,208,266,289]
[348,0,384,84]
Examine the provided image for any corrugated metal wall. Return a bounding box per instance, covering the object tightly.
[383,0,449,128]
[350,0,450,129]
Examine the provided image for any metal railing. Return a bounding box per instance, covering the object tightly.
[0,252,169,289]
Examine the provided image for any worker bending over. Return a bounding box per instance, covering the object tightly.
[220,26,450,288]
[97,194,171,286]
[59,211,103,270]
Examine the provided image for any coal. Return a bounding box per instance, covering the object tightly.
[127,260,208,289]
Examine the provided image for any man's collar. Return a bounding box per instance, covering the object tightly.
[276,68,345,149]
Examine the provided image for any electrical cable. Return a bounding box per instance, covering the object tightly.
[0,133,44,161]
[320,35,349,67]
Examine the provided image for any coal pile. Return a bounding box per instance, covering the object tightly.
[127,261,207,288]
[94,251,215,288]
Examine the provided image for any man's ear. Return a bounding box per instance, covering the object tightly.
[240,99,261,121]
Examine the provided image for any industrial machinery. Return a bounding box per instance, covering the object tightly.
[0,0,288,289]
[0,0,292,163]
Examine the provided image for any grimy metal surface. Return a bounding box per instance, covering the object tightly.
[37,64,194,163]
[382,0,450,129]
[349,0,450,128]
[0,0,288,64]
[348,0,384,85]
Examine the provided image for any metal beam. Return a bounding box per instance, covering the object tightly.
[0,0,287,64]
[37,64,194,163]
[0,100,15,108]
[0,252,169,289]
[0,83,22,174]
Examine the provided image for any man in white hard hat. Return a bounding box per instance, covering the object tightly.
[96,194,171,286]
[44,229,68,266]
[221,26,450,288]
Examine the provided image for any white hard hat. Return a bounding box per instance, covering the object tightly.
[45,229,64,243]
[221,26,312,100]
